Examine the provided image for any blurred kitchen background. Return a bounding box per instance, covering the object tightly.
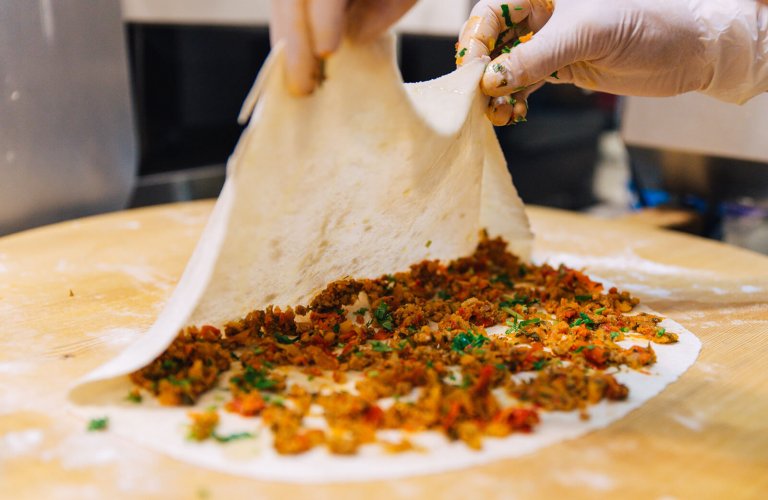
[2,0,768,254]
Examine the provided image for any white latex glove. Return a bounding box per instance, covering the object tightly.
[457,0,768,126]
[270,0,417,95]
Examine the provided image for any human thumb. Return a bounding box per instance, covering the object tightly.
[480,21,579,97]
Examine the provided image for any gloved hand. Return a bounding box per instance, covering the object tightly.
[271,0,417,95]
[457,0,768,126]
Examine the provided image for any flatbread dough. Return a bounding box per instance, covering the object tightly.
[69,36,700,483]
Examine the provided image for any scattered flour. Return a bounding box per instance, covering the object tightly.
[671,412,705,432]
[0,429,44,458]
[553,469,616,491]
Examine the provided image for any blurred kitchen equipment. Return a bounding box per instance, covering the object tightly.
[123,0,608,210]
[722,198,768,254]
[621,93,768,251]
[0,0,136,235]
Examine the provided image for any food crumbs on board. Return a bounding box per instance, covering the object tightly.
[87,417,108,431]
[69,289,74,297]
[426,240,432,248]
[128,233,676,455]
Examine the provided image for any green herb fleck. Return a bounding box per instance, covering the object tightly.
[621,327,630,332]
[505,315,542,335]
[451,330,490,353]
[574,346,585,354]
[373,302,395,331]
[595,307,606,315]
[232,365,277,391]
[656,327,666,337]
[492,63,505,73]
[371,341,393,353]
[533,359,547,370]
[575,294,593,302]
[212,431,254,443]
[274,332,300,344]
[354,307,368,316]
[570,312,596,329]
[500,4,514,27]
[550,71,559,79]
[436,290,451,300]
[367,370,380,378]
[162,358,178,371]
[456,47,467,58]
[490,273,514,288]
[500,295,530,308]
[426,239,432,248]
[126,391,142,404]
[610,331,620,340]
[87,417,108,432]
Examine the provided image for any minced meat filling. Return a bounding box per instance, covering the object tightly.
[129,233,677,454]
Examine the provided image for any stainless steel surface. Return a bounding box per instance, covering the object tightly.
[0,0,136,235]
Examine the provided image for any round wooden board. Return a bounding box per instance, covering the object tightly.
[1,201,766,499]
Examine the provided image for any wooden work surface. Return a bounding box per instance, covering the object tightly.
[1,201,766,499]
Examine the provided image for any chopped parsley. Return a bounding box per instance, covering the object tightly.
[575,294,593,302]
[370,341,393,353]
[425,239,432,248]
[656,327,666,337]
[162,358,179,371]
[87,417,108,431]
[492,63,505,73]
[451,330,489,352]
[610,331,620,340]
[231,365,276,391]
[532,359,547,371]
[274,332,300,344]
[354,307,368,316]
[570,312,596,329]
[168,376,191,388]
[212,431,254,443]
[500,4,514,27]
[373,302,394,331]
[125,391,142,404]
[505,315,542,335]
[456,48,467,58]
[436,290,451,300]
[595,307,606,315]
[499,295,530,308]
[490,273,514,287]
